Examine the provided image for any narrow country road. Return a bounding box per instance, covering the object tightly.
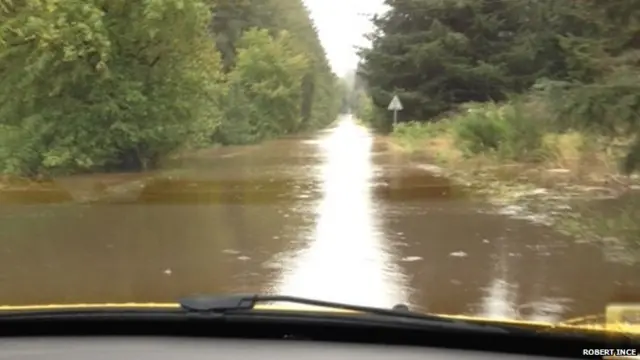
[0,115,638,322]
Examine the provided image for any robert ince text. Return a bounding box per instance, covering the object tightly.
[582,348,638,357]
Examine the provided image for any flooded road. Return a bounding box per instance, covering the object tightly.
[0,116,638,322]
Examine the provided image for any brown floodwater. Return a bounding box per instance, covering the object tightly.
[0,116,638,323]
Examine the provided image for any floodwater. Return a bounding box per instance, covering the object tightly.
[0,115,638,323]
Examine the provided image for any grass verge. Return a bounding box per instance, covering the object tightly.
[384,102,640,263]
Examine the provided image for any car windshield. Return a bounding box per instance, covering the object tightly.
[0,0,639,333]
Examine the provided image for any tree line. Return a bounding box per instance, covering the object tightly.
[0,0,343,177]
[350,0,640,172]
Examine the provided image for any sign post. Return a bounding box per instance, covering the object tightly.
[387,95,403,127]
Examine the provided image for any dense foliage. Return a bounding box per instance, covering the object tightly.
[0,0,341,177]
[352,0,640,172]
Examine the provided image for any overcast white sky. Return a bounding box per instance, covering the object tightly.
[303,0,386,77]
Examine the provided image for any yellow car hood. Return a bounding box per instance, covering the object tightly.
[0,302,638,336]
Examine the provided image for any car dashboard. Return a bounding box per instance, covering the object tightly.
[0,337,584,359]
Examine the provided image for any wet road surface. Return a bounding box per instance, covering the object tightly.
[0,116,638,322]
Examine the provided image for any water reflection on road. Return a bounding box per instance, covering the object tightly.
[272,119,409,308]
[0,115,638,322]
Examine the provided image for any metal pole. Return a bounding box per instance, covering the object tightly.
[393,110,397,126]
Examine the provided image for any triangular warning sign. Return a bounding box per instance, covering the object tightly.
[388,95,403,111]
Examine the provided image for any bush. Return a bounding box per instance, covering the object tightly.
[393,120,449,139]
[498,100,547,161]
[452,103,507,155]
[451,100,547,162]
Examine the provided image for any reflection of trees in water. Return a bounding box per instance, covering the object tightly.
[373,171,464,202]
[0,180,73,204]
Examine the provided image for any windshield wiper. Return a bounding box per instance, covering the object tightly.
[178,294,512,333]
[180,293,413,315]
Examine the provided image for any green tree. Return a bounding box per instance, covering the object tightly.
[0,0,341,177]
[217,28,308,144]
[0,0,225,175]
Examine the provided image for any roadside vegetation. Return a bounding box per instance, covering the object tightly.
[0,0,343,179]
[347,0,640,256]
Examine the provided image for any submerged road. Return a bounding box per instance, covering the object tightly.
[0,115,638,322]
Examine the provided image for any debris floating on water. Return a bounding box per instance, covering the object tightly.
[449,251,467,257]
[401,256,422,262]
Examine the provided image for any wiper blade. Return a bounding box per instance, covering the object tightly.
[179,294,510,333]
[181,294,417,317]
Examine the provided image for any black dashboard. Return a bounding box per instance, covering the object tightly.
[0,337,581,360]
[0,304,632,360]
